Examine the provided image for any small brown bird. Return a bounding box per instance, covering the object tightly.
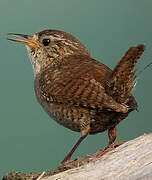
[8,30,145,163]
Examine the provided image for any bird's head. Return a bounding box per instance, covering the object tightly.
[8,30,90,75]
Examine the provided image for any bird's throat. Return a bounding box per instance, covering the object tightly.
[26,46,41,76]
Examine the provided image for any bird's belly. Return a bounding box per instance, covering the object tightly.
[35,86,135,134]
[37,98,131,134]
[40,101,82,132]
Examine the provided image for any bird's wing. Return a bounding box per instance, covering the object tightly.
[51,77,127,113]
[36,56,127,113]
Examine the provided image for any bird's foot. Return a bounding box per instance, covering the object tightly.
[97,140,125,158]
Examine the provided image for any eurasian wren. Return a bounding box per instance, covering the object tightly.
[8,30,145,163]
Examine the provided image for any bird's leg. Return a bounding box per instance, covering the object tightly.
[108,126,117,147]
[61,125,90,164]
[61,134,88,164]
[97,126,117,158]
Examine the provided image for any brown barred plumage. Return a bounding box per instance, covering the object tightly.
[8,30,145,163]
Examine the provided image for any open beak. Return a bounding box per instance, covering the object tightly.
[8,33,39,48]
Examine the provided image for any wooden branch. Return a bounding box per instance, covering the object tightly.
[3,134,152,180]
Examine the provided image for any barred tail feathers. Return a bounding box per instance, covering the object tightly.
[107,44,146,104]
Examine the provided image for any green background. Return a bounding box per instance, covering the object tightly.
[0,0,152,178]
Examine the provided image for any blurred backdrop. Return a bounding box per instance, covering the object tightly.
[0,0,152,178]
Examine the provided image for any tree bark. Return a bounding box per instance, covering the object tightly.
[3,133,152,180]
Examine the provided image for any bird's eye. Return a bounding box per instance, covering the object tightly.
[42,38,51,46]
